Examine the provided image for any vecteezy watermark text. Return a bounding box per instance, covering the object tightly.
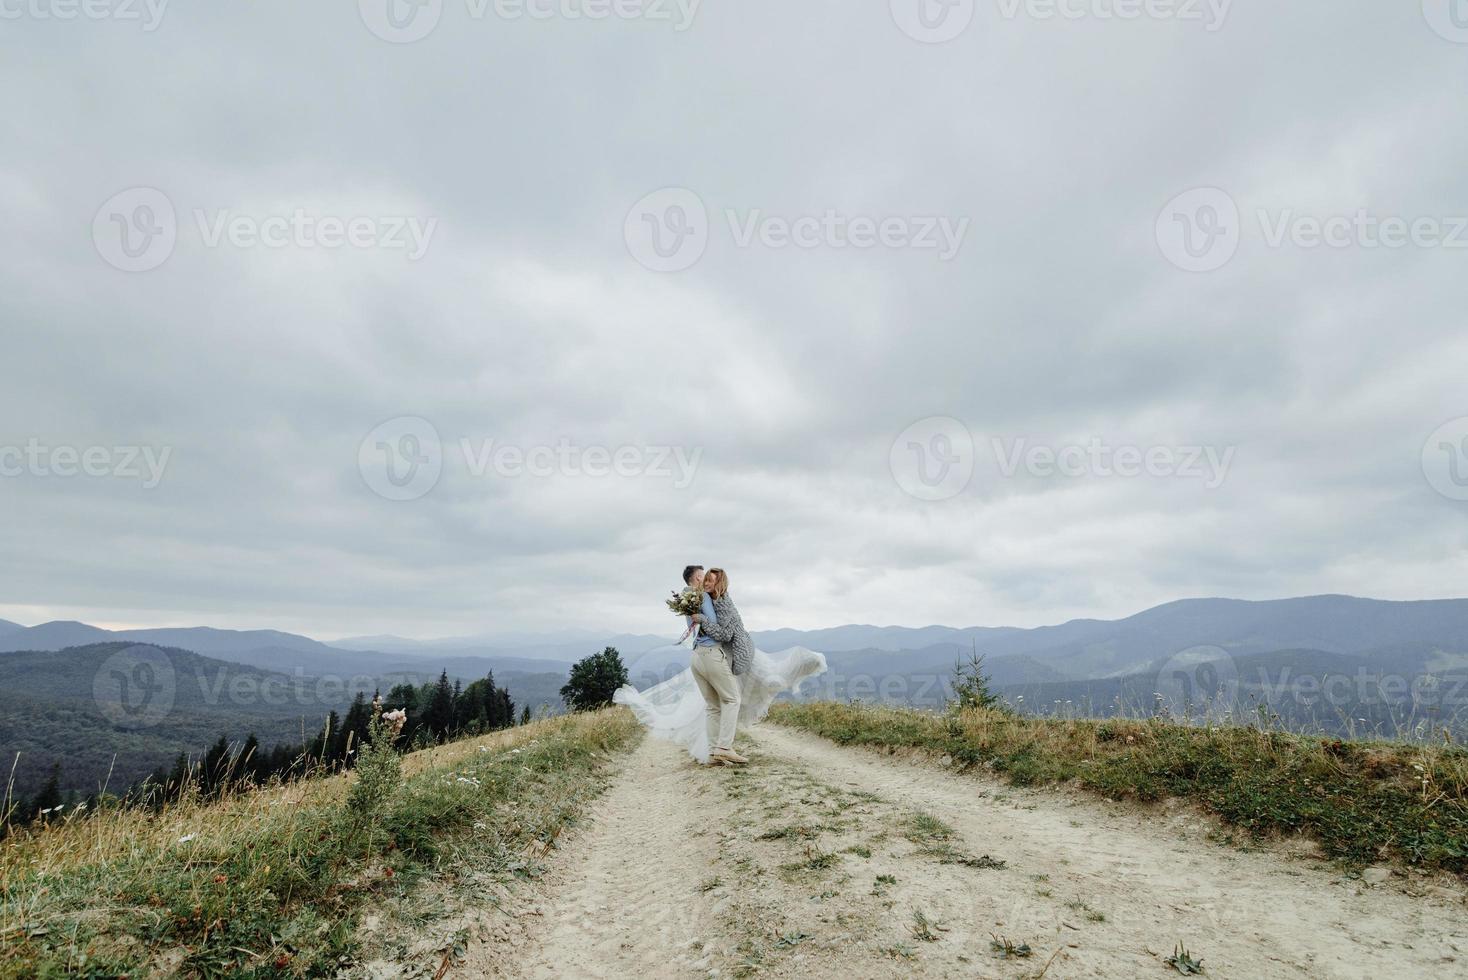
[358,416,702,501]
[1157,187,1468,272]
[625,187,969,272]
[992,437,1235,488]
[0,439,172,488]
[358,0,702,43]
[889,0,1232,43]
[92,187,438,272]
[994,0,1231,29]
[890,417,1235,500]
[0,0,168,29]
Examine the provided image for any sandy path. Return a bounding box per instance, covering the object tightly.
[494,737,734,978]
[752,725,1467,979]
[486,724,1466,979]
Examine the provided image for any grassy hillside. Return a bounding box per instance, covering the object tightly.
[769,701,1468,875]
[0,708,641,976]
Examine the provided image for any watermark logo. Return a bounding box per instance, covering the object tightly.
[1256,209,1468,251]
[92,187,437,271]
[192,209,437,259]
[459,437,700,487]
[93,187,177,273]
[0,0,169,30]
[94,645,176,728]
[625,187,709,272]
[891,426,1235,498]
[1423,417,1468,501]
[725,209,968,260]
[359,0,701,42]
[358,420,701,500]
[0,439,172,488]
[890,416,975,501]
[1158,187,1468,272]
[359,416,444,501]
[1423,0,1468,43]
[994,0,1232,31]
[992,437,1234,488]
[359,0,443,43]
[890,0,974,43]
[1156,187,1239,273]
[625,188,969,272]
[1155,645,1238,723]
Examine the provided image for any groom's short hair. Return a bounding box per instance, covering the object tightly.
[682,564,704,584]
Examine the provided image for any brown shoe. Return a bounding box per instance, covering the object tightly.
[711,747,749,765]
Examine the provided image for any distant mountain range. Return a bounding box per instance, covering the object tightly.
[12,593,1468,672]
[8,594,1468,689]
[6,594,1468,796]
[0,621,580,675]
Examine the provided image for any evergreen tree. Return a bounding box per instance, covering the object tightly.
[341,692,372,764]
[239,734,262,785]
[385,682,426,743]
[201,735,231,797]
[424,671,455,741]
[30,763,62,819]
[325,708,350,765]
[520,703,532,725]
[167,752,192,800]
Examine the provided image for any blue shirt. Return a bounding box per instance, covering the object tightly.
[691,591,718,646]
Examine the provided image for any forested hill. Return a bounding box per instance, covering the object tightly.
[0,642,550,802]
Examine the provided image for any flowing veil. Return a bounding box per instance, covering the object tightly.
[613,642,828,764]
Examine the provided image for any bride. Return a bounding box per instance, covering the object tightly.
[613,565,827,765]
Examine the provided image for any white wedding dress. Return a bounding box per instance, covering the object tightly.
[613,639,827,764]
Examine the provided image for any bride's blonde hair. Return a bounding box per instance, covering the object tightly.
[706,567,729,599]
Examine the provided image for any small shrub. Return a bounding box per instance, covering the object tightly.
[1165,942,1205,975]
[346,699,406,821]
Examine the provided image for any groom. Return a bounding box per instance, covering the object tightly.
[682,564,748,766]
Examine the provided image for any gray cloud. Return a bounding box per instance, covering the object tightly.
[2,2,1466,638]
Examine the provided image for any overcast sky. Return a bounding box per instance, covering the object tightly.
[2,2,1467,640]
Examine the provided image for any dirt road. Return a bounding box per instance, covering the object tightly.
[484,724,1466,979]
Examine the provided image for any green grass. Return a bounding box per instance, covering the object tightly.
[769,701,1468,874]
[0,709,641,976]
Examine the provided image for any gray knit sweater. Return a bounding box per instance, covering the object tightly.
[699,594,754,676]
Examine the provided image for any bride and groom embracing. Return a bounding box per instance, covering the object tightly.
[613,564,827,767]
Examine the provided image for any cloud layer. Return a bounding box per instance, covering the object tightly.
[3,2,1467,637]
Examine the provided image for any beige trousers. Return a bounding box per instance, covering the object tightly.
[690,643,741,750]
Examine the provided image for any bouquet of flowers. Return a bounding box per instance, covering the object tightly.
[667,587,704,645]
